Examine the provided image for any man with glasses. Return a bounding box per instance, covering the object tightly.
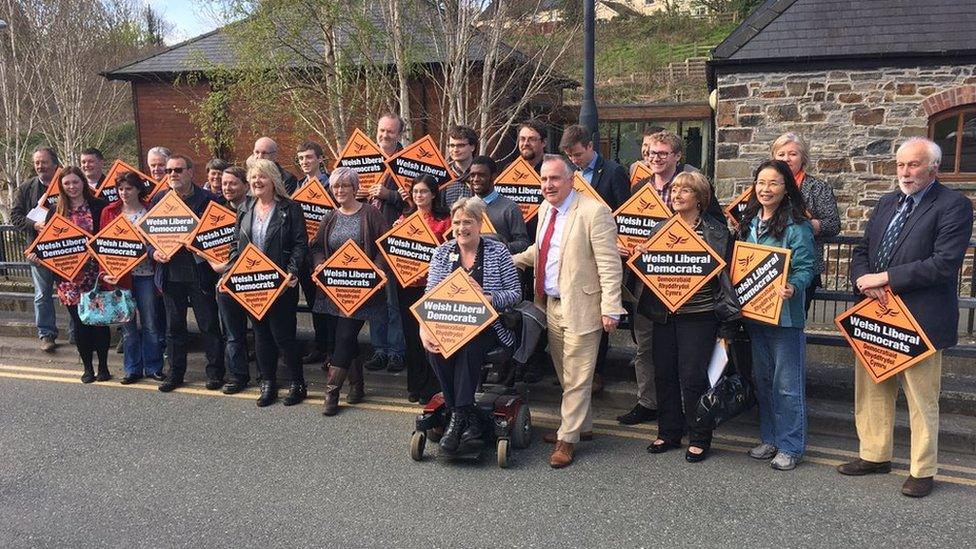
[151,155,225,392]
[632,130,722,218]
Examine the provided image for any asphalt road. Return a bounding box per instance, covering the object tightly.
[1,363,974,548]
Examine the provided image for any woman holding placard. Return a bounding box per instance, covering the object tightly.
[637,172,741,463]
[395,175,450,404]
[100,172,163,385]
[311,167,391,416]
[27,167,109,383]
[422,197,521,455]
[224,158,308,407]
[738,160,815,471]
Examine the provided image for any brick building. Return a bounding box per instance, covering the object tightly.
[707,0,976,236]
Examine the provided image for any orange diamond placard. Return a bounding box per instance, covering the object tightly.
[834,287,936,383]
[147,175,168,200]
[724,186,753,225]
[626,216,726,312]
[385,135,455,193]
[614,184,673,253]
[334,128,389,195]
[25,213,92,280]
[291,176,335,242]
[630,163,653,188]
[494,157,544,222]
[188,201,237,264]
[730,241,792,325]
[136,191,200,257]
[572,173,609,209]
[376,211,441,288]
[40,167,63,210]
[442,212,496,241]
[219,243,288,320]
[87,214,147,279]
[411,268,499,358]
[96,160,158,204]
[313,240,387,317]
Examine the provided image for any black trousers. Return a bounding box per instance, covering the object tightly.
[252,287,303,385]
[162,279,224,382]
[331,316,366,369]
[652,311,718,447]
[299,265,335,354]
[217,291,250,384]
[398,285,441,398]
[428,331,495,409]
[67,305,111,371]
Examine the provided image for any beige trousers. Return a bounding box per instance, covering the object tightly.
[547,297,603,444]
[854,350,942,478]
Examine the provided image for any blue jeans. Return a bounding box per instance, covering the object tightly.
[30,264,57,339]
[747,324,807,458]
[368,281,406,357]
[122,276,164,376]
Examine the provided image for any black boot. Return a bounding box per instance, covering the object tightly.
[282,382,307,406]
[322,367,348,416]
[460,407,485,446]
[347,359,364,404]
[439,408,467,454]
[256,381,277,407]
[81,364,95,384]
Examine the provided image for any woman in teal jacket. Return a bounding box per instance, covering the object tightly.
[737,159,815,471]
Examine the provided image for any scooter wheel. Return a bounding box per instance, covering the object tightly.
[410,431,426,462]
[496,438,510,468]
[511,404,532,449]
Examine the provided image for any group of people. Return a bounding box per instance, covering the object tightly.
[11,113,973,498]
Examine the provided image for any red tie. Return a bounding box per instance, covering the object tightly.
[536,208,559,299]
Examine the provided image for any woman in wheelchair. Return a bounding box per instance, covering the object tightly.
[420,197,522,454]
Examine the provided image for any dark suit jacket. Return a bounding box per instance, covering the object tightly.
[229,197,308,276]
[589,154,631,211]
[850,181,974,349]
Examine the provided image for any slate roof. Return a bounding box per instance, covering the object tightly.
[711,0,976,64]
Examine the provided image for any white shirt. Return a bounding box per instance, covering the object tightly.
[539,190,577,298]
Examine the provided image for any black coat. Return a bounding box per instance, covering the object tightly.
[589,154,631,211]
[230,197,308,277]
[10,177,50,238]
[851,181,974,349]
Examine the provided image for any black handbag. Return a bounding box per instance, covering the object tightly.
[692,328,756,430]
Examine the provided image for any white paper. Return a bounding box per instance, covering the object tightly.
[26,206,48,225]
[707,339,729,388]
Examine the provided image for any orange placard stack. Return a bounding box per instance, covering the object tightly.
[494,157,544,222]
[333,128,389,196]
[147,175,169,200]
[25,213,92,280]
[630,163,653,188]
[385,135,455,193]
[572,173,609,209]
[834,287,936,383]
[96,160,158,204]
[291,176,336,242]
[730,241,792,325]
[376,211,441,288]
[187,202,237,264]
[87,214,147,279]
[136,191,200,257]
[219,243,288,320]
[411,268,499,358]
[724,187,754,225]
[614,184,673,253]
[313,240,387,316]
[626,217,726,312]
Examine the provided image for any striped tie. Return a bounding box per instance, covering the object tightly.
[874,195,915,271]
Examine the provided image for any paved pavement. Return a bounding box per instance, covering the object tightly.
[1,361,975,548]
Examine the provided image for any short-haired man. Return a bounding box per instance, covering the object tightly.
[253,137,299,193]
[837,138,973,498]
[146,146,171,182]
[10,146,62,352]
[517,119,548,174]
[151,155,226,392]
[80,147,106,190]
[441,125,480,207]
[467,156,529,253]
[514,155,625,468]
[296,141,330,186]
[559,124,630,210]
[205,158,231,194]
[633,130,722,219]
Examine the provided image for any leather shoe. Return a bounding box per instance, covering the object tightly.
[647,439,682,454]
[617,403,657,425]
[282,383,307,406]
[901,475,934,498]
[256,381,277,407]
[222,381,247,395]
[120,374,142,385]
[205,379,224,391]
[590,373,604,395]
[544,431,593,444]
[685,446,709,463]
[837,458,892,476]
[158,380,183,392]
[549,441,575,468]
[150,372,166,381]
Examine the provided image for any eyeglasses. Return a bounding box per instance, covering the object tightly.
[646,151,674,159]
[447,142,471,148]
[165,167,186,174]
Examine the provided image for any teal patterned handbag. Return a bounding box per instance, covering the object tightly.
[78,286,135,326]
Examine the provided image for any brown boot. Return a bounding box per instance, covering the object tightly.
[322,367,348,416]
[346,358,364,404]
[550,441,575,468]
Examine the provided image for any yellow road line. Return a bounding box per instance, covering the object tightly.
[2,368,975,486]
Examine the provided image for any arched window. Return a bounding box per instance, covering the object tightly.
[929,105,976,178]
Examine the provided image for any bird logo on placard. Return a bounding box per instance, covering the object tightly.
[307,190,321,200]
[341,252,357,265]
[112,225,127,236]
[875,304,900,319]
[447,283,467,297]
[209,213,226,224]
[513,168,528,180]
[353,142,368,154]
[52,226,68,237]
[162,203,178,214]
[665,232,688,249]
[407,223,424,237]
[418,147,434,160]
[245,258,260,269]
[737,254,755,269]
[637,198,657,213]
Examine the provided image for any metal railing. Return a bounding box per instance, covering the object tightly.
[0,224,32,279]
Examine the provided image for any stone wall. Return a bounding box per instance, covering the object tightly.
[713,64,976,236]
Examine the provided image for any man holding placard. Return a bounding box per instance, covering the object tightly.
[837,138,974,498]
[466,156,529,254]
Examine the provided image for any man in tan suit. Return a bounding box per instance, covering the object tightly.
[514,155,625,468]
